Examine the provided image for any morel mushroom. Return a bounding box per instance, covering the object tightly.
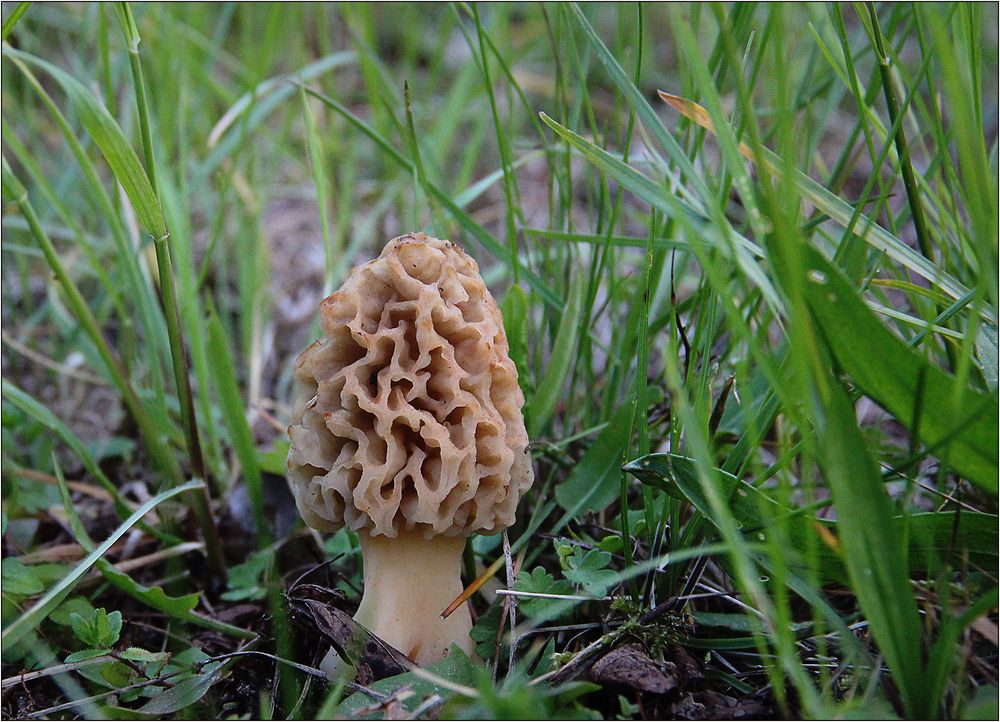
[286,233,533,666]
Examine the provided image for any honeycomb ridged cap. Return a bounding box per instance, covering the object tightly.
[286,233,534,538]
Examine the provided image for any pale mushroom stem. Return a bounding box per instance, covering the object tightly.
[354,528,474,666]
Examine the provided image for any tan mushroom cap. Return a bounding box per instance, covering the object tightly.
[286,233,533,539]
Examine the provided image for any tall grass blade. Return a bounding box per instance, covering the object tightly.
[803,247,998,491]
[1,479,208,648]
[206,303,270,547]
[812,374,926,716]
[529,271,584,437]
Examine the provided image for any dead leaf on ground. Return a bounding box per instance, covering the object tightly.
[287,583,413,685]
[587,643,680,695]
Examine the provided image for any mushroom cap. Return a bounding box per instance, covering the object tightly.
[286,233,534,539]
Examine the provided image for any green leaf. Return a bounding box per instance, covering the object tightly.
[501,284,530,398]
[221,548,272,602]
[560,547,618,596]
[3,47,166,239]
[64,648,111,664]
[976,323,998,392]
[1,558,43,597]
[962,685,1000,720]
[49,596,95,627]
[96,562,202,619]
[1,479,206,648]
[336,646,478,717]
[470,603,503,660]
[120,646,170,666]
[136,661,225,715]
[802,246,998,492]
[100,659,136,688]
[514,567,575,622]
[69,607,121,649]
[554,400,635,515]
[257,440,290,476]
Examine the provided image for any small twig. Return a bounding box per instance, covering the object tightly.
[77,542,204,589]
[197,649,328,680]
[529,631,618,687]
[502,531,517,674]
[1,330,108,385]
[407,666,478,698]
[406,694,445,720]
[495,590,610,602]
[21,667,189,719]
[12,464,115,503]
[1,655,113,689]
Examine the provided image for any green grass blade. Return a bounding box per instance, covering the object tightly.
[0,381,183,547]
[201,50,355,178]
[299,85,338,296]
[1,155,178,479]
[657,90,989,320]
[553,400,635,515]
[1,3,30,41]
[812,374,926,716]
[536,112,782,313]
[1,479,207,648]
[627,453,997,577]
[3,46,165,239]
[529,270,584,437]
[303,84,560,309]
[205,302,270,547]
[803,247,998,491]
